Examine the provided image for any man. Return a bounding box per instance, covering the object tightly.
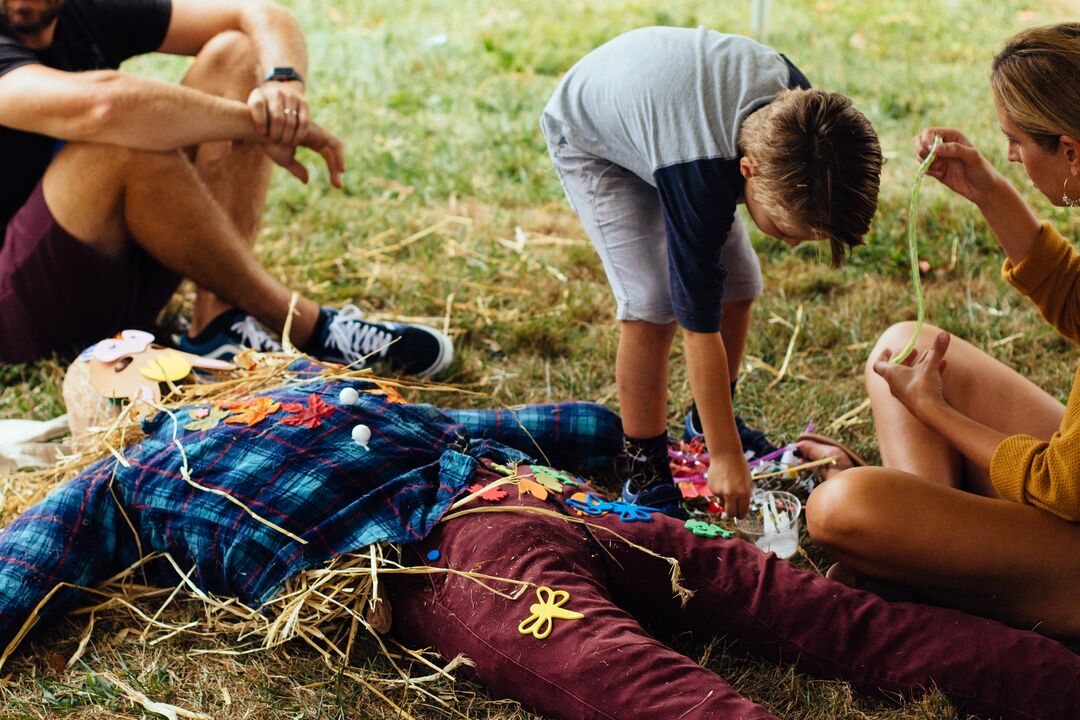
[0,0,453,376]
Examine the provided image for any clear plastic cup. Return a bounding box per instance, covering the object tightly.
[734,490,802,559]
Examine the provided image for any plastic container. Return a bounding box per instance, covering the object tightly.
[735,490,802,559]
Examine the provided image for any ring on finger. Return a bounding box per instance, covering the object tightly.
[283,108,298,117]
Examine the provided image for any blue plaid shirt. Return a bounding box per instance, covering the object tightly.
[0,364,622,653]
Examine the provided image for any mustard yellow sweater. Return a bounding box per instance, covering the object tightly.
[992,221,1080,521]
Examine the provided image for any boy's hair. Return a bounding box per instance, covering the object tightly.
[739,88,882,266]
[991,23,1080,154]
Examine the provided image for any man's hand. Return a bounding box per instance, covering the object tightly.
[872,331,950,421]
[248,79,308,146]
[707,460,752,518]
[263,119,345,188]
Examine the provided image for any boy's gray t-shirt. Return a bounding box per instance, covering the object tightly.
[542,26,809,332]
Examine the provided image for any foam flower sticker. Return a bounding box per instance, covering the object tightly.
[184,407,229,432]
[518,586,585,640]
[529,465,576,493]
[467,483,508,502]
[222,397,282,427]
[280,393,334,429]
[518,477,549,502]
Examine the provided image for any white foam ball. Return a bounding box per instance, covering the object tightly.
[352,424,371,449]
[339,387,360,406]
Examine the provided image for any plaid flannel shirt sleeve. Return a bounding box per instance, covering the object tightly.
[443,402,623,471]
[0,464,134,655]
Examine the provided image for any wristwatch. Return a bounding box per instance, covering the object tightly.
[263,66,304,85]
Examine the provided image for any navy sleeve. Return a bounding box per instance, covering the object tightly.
[653,158,743,333]
[781,54,811,90]
[89,0,173,63]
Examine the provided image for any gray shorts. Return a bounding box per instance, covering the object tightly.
[543,120,763,325]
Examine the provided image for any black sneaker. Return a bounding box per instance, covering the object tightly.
[308,305,453,378]
[615,434,687,519]
[177,309,282,360]
[684,405,779,459]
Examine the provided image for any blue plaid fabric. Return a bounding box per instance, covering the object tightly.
[0,363,623,653]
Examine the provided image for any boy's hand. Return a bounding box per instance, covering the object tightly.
[707,460,752,518]
[914,127,1001,206]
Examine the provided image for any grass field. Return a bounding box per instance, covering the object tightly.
[3,0,1080,717]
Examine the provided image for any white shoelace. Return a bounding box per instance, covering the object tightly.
[324,304,396,364]
[230,315,282,352]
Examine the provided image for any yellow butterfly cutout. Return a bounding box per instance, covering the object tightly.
[517,586,585,640]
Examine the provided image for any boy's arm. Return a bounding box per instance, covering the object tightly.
[684,330,753,517]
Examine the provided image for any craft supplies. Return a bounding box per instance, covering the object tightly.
[339,386,360,406]
[426,549,441,561]
[734,490,802,559]
[685,519,734,539]
[352,424,372,449]
[893,135,943,364]
[518,586,585,639]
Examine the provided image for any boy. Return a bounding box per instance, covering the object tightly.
[541,27,882,517]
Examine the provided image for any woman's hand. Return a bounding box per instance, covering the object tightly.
[707,459,752,518]
[871,331,951,420]
[915,128,1003,206]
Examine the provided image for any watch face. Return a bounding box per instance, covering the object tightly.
[266,67,303,83]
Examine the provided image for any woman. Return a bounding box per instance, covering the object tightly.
[805,23,1080,637]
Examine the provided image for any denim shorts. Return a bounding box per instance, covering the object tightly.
[542,117,763,325]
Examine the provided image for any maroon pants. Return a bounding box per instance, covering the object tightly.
[0,182,180,363]
[388,469,1080,720]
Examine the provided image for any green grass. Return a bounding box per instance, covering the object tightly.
[3,0,1079,717]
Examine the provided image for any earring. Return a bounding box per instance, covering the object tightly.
[1064,175,1080,207]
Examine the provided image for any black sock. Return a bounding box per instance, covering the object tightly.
[622,433,672,491]
[186,308,244,342]
[300,307,333,355]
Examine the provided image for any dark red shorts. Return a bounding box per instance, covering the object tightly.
[0,181,180,363]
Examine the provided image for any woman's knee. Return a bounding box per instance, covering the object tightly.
[864,321,944,381]
[806,469,885,551]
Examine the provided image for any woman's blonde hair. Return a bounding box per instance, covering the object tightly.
[739,89,882,266]
[991,23,1080,152]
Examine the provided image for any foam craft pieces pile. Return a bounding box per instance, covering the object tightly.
[63,330,234,442]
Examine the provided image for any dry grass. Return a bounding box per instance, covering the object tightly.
[4,0,1080,717]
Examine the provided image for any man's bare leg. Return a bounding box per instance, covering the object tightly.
[39,33,321,346]
[178,31,275,334]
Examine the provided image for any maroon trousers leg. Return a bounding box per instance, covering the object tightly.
[388,498,775,720]
[388,479,1080,720]
[587,500,1080,720]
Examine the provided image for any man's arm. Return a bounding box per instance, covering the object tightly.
[0,65,256,149]
[160,0,310,145]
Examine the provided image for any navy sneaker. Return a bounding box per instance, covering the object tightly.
[683,407,779,458]
[621,477,687,520]
[178,309,282,361]
[308,305,453,378]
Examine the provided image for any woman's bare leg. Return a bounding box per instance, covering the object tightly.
[866,322,1063,494]
[808,467,1080,635]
